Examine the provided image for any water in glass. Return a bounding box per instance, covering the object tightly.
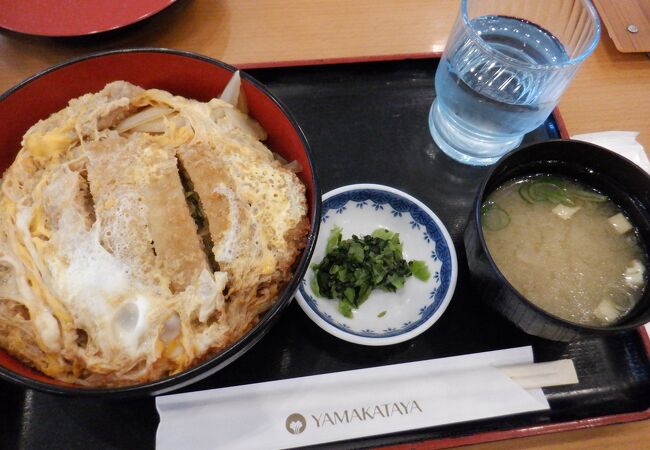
[430,16,569,165]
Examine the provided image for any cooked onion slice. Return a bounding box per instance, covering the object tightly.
[284,160,303,173]
[130,114,186,133]
[273,152,288,164]
[272,153,302,173]
[115,106,173,134]
[220,71,240,106]
[220,70,249,114]
[130,119,167,134]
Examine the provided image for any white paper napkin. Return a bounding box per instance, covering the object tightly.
[572,131,650,174]
[571,131,650,338]
[156,346,549,450]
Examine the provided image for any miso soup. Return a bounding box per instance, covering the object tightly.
[482,175,647,326]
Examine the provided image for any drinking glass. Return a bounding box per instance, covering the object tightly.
[429,0,600,166]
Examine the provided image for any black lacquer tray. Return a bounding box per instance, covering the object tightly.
[1,58,649,450]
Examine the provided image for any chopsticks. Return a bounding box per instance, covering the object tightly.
[497,359,579,389]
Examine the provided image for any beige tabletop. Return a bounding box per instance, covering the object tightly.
[1,0,649,448]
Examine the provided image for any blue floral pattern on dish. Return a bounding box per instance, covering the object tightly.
[298,188,453,339]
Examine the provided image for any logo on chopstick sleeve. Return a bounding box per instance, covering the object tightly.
[285,413,307,434]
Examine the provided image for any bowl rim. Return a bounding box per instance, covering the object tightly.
[295,183,458,346]
[475,138,650,334]
[0,47,322,397]
[0,0,178,38]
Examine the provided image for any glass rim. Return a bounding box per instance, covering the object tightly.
[460,0,601,70]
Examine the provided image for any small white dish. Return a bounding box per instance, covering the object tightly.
[295,183,458,345]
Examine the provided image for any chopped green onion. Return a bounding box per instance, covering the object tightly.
[545,190,576,206]
[481,201,511,230]
[518,183,535,204]
[570,189,608,203]
[528,182,564,201]
[519,176,607,206]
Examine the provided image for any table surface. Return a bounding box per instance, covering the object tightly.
[1,1,649,448]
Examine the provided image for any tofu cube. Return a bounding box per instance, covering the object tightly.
[608,213,633,234]
[593,298,620,325]
[624,259,645,288]
[552,204,581,220]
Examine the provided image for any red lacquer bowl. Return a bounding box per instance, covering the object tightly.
[0,48,320,397]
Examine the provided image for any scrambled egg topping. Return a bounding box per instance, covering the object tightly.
[0,81,308,386]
